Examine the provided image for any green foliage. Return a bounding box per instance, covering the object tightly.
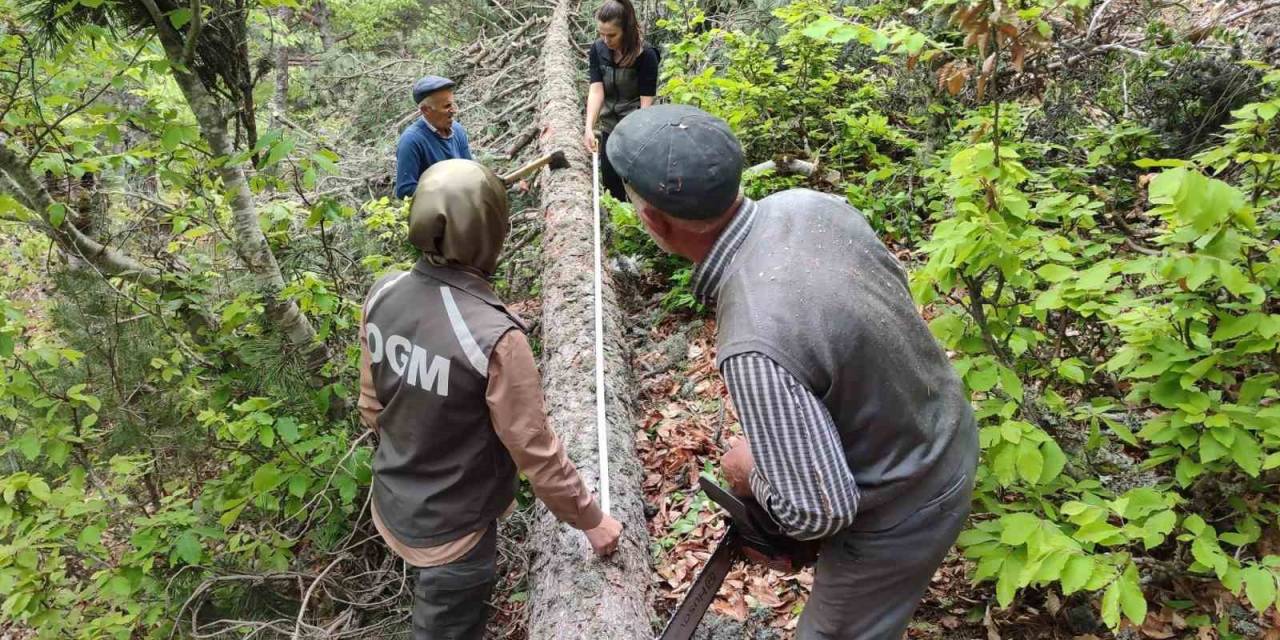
[328,0,451,50]
[914,65,1280,632]
[0,283,372,637]
[2,0,1279,635]
[658,0,923,238]
[0,4,409,634]
[604,194,703,313]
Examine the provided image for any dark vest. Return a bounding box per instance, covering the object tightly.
[715,190,979,532]
[363,259,523,546]
[595,41,656,134]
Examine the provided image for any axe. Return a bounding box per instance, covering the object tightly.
[501,150,571,186]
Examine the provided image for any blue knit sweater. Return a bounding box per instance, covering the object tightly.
[394,119,473,199]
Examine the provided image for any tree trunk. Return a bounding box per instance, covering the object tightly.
[525,0,653,637]
[273,7,293,125]
[186,78,322,362]
[135,0,325,367]
[312,1,335,49]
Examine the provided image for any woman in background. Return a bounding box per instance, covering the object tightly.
[584,0,660,201]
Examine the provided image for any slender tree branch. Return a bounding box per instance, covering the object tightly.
[28,37,152,157]
[0,213,31,224]
[293,556,346,639]
[105,190,177,212]
[182,0,203,66]
[0,143,171,291]
[0,49,26,126]
[1086,0,1118,40]
[961,272,1011,366]
[138,0,186,62]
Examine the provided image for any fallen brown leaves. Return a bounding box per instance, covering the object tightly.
[635,318,815,632]
[631,316,1060,638]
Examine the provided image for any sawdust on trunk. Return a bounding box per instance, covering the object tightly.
[524,0,654,636]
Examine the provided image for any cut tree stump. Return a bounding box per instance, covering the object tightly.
[524,0,653,637]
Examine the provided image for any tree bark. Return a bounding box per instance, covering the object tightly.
[273,7,293,125]
[313,1,335,49]
[525,0,653,637]
[196,89,321,362]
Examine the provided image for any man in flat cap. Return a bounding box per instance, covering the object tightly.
[607,104,978,639]
[394,75,473,199]
[358,159,623,639]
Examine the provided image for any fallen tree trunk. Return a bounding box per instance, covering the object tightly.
[525,0,652,637]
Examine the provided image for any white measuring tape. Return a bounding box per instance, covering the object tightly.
[592,149,610,516]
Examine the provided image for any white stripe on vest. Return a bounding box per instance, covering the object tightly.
[439,286,490,377]
[365,272,409,315]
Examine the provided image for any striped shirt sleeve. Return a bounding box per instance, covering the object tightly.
[722,353,860,540]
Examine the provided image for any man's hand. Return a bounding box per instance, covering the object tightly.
[585,514,623,557]
[722,436,755,498]
[583,131,598,154]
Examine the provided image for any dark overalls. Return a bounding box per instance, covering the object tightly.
[592,41,658,201]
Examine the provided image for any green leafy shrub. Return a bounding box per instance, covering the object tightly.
[914,70,1280,630]
[604,194,703,313]
[658,0,925,240]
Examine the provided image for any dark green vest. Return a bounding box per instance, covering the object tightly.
[363,259,523,546]
[595,42,651,134]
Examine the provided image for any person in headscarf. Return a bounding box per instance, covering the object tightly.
[357,159,623,639]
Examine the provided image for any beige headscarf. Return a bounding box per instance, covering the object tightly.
[408,159,510,277]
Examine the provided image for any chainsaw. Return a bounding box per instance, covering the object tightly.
[655,475,820,640]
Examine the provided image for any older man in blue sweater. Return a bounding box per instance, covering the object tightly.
[395,76,473,199]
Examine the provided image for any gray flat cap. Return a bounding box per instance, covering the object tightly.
[606,104,743,220]
[412,75,456,104]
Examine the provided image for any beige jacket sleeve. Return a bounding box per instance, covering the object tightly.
[357,315,383,432]
[487,330,604,531]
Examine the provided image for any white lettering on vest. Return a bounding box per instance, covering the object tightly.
[386,335,411,378]
[407,346,450,396]
[366,322,385,363]
[364,323,451,396]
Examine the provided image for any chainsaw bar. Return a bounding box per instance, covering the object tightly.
[656,477,821,639]
[655,527,742,640]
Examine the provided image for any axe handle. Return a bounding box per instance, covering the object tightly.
[500,153,555,185]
